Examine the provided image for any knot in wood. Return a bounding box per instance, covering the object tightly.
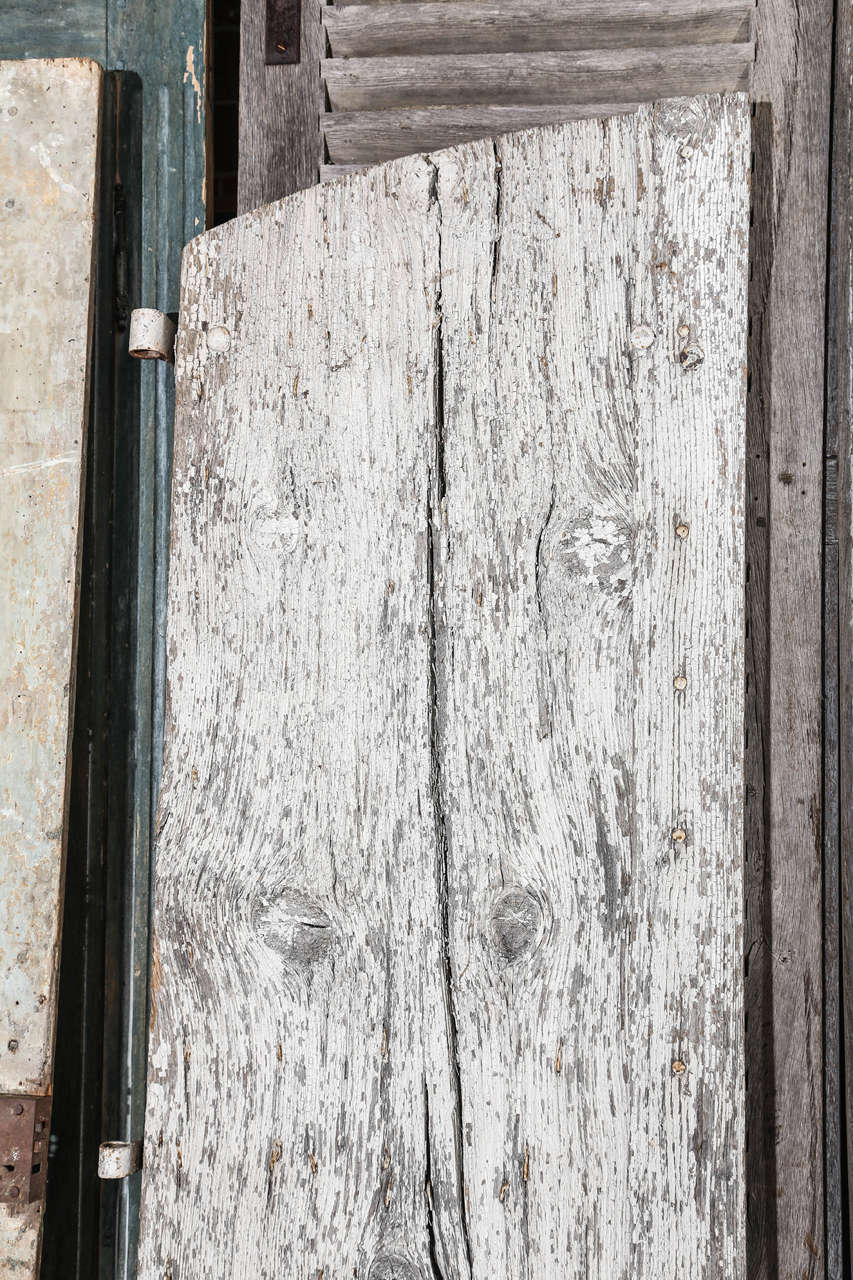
[256,890,332,968]
[368,1254,421,1280]
[557,513,632,598]
[489,888,543,962]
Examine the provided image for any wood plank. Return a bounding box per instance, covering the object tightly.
[434,96,748,1277]
[139,97,748,1277]
[0,56,101,1278]
[238,0,322,211]
[323,104,638,164]
[324,0,754,58]
[322,44,754,111]
[826,0,852,1271]
[137,154,471,1278]
[742,2,834,1277]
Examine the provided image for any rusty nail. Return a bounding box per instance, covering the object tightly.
[671,828,687,843]
[673,674,687,691]
[675,522,690,540]
[672,1059,687,1076]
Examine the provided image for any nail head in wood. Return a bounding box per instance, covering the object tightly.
[675,522,690,540]
[671,1059,687,1076]
[673,674,688,691]
[207,324,232,354]
[629,323,656,351]
[679,342,705,371]
[671,827,687,843]
[129,308,176,364]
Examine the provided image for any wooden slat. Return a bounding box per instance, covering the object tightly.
[238,0,322,211]
[322,44,754,111]
[742,1,833,1277]
[830,0,853,1265]
[322,103,638,164]
[0,56,100,1278]
[324,0,754,58]
[435,95,747,1278]
[138,97,748,1278]
[823,0,848,1272]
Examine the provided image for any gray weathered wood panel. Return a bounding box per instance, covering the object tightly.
[322,45,754,112]
[0,55,101,1278]
[743,2,834,1276]
[323,0,754,58]
[238,0,322,211]
[827,0,852,1274]
[323,104,639,164]
[139,97,748,1278]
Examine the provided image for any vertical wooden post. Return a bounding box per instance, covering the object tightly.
[745,3,834,1276]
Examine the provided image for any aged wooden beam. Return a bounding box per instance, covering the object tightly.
[322,44,754,111]
[138,96,749,1278]
[323,0,754,59]
[742,1,834,1277]
[0,56,101,1278]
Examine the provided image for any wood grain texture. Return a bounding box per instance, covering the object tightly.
[743,3,833,1277]
[237,0,322,212]
[138,98,749,1278]
[322,45,755,111]
[0,55,100,1277]
[827,0,852,1273]
[323,0,754,58]
[322,104,639,164]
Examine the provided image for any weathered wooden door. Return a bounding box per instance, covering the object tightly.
[139,95,748,1279]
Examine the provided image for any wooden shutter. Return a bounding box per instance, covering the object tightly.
[321,0,755,175]
[139,95,749,1278]
[239,0,754,206]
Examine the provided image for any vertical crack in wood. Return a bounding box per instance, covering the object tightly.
[426,158,472,1279]
[490,139,503,311]
[423,1080,446,1280]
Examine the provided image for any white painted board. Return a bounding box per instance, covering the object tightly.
[139,96,748,1279]
[0,56,101,1271]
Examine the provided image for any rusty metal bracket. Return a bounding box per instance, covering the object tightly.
[265,0,301,64]
[0,1095,51,1208]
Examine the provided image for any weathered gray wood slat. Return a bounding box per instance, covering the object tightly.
[322,44,754,111]
[138,97,748,1278]
[830,0,853,1258]
[238,0,322,211]
[322,104,638,164]
[0,56,101,1279]
[324,0,754,58]
[742,2,833,1276]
